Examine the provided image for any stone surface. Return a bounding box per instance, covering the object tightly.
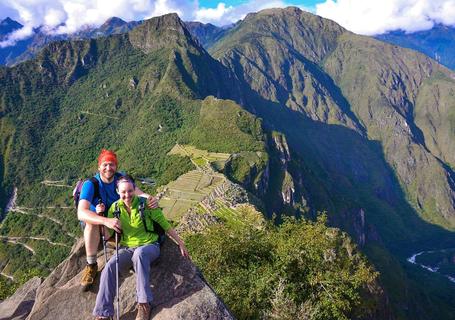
[21,238,233,320]
[0,277,41,320]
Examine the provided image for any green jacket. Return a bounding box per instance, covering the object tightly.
[108,196,171,248]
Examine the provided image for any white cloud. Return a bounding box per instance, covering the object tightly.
[2,0,455,47]
[316,0,455,35]
[0,25,34,48]
[0,0,195,47]
[196,3,234,22]
[195,1,309,26]
[0,0,308,47]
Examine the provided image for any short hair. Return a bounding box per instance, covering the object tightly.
[116,175,136,190]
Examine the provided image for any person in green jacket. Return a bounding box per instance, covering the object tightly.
[93,175,189,320]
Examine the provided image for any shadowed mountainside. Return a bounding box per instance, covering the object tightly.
[1,8,455,319]
[209,6,455,318]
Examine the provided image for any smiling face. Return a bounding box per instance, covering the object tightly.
[117,180,135,207]
[98,160,117,183]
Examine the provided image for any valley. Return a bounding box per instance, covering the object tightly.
[0,7,454,319]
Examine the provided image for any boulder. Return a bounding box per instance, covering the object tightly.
[19,238,232,320]
[0,277,41,320]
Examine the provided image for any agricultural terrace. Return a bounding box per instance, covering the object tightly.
[168,144,231,170]
[158,169,226,220]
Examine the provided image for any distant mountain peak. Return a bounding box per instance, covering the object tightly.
[243,6,306,20]
[143,13,186,33]
[0,17,23,37]
[210,6,345,64]
[1,17,21,26]
[185,20,232,49]
[102,16,127,28]
[376,23,455,70]
[129,13,196,53]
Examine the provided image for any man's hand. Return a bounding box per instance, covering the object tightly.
[147,196,159,209]
[104,217,122,234]
[95,203,105,215]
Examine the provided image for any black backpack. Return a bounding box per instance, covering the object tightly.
[138,197,166,245]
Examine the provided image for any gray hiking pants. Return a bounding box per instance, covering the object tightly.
[93,243,160,318]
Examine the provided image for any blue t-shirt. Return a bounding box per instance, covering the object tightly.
[79,173,121,213]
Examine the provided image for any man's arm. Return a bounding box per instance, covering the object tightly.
[77,199,107,225]
[78,199,121,233]
[134,186,158,209]
[133,186,149,198]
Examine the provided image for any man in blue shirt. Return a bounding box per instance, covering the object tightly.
[78,149,157,291]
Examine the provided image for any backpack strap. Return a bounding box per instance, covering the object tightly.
[89,177,100,203]
[138,197,152,233]
[138,197,165,244]
[91,172,121,205]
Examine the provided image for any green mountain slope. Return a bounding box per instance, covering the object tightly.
[0,13,266,292]
[210,6,455,319]
[1,8,455,319]
[0,17,141,66]
[210,6,455,233]
[323,33,455,227]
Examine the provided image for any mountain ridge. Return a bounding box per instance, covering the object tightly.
[208,7,455,318]
[376,24,455,70]
[0,16,141,66]
[0,7,454,319]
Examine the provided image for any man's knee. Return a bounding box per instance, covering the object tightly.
[84,224,101,248]
[84,222,100,233]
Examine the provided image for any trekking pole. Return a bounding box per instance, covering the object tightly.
[114,204,120,320]
[98,199,108,265]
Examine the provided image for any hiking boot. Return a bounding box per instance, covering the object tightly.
[135,303,152,320]
[81,263,98,291]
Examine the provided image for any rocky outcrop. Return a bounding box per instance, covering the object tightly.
[281,171,295,205]
[0,277,41,320]
[128,13,194,54]
[16,238,233,320]
[272,134,291,164]
[271,133,297,207]
[341,208,382,248]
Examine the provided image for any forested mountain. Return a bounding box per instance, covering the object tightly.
[209,9,455,317]
[1,7,455,319]
[0,16,231,66]
[376,24,455,70]
[0,17,141,66]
